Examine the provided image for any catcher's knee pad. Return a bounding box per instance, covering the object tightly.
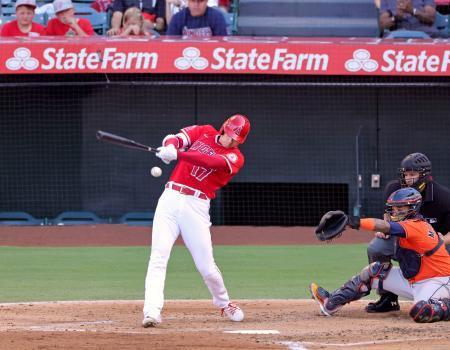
[410,299,450,323]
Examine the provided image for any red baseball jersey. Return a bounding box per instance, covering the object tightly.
[399,219,450,283]
[0,20,45,37]
[45,18,94,36]
[169,125,244,199]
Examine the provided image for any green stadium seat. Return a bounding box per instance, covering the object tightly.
[0,211,43,226]
[118,211,154,226]
[51,211,104,225]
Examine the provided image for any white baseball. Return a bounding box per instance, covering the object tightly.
[151,166,162,177]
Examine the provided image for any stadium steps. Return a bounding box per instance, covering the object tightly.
[238,16,378,37]
[237,0,379,37]
[239,0,377,18]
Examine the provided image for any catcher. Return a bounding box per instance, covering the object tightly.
[311,187,450,323]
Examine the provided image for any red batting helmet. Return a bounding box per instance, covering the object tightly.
[219,114,250,144]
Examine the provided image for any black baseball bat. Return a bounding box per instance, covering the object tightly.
[96,130,158,153]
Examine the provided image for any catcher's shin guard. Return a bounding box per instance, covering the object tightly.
[410,299,450,323]
[328,262,392,306]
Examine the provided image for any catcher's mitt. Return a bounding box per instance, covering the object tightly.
[315,210,349,241]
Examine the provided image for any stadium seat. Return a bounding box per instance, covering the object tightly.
[435,11,449,36]
[33,13,47,25]
[0,212,43,226]
[118,211,154,226]
[51,211,104,225]
[223,11,234,35]
[74,3,107,34]
[0,3,15,25]
[385,29,431,39]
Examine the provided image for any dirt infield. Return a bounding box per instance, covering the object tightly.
[0,224,374,246]
[2,226,446,349]
[1,300,449,350]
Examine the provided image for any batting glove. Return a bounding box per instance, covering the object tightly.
[156,144,177,164]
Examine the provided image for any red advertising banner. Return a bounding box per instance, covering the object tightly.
[1,36,450,76]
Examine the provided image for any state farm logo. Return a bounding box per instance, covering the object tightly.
[6,48,39,71]
[174,47,208,70]
[345,49,378,72]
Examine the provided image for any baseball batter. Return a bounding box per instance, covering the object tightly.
[142,114,250,328]
[311,187,450,323]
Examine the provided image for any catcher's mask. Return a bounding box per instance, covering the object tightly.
[385,187,422,222]
[219,114,250,144]
[398,153,432,192]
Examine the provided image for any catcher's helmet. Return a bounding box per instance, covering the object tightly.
[385,187,422,222]
[220,114,250,144]
[398,153,432,192]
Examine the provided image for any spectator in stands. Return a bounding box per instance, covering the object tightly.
[165,0,186,25]
[107,0,165,36]
[46,0,95,36]
[167,0,227,37]
[165,0,228,26]
[118,7,152,36]
[218,0,230,12]
[91,0,114,13]
[0,0,46,37]
[379,0,437,37]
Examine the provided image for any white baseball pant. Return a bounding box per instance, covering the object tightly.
[143,187,231,317]
[373,266,450,302]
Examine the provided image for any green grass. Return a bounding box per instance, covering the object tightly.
[0,245,369,302]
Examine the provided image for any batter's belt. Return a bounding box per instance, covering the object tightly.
[165,182,209,200]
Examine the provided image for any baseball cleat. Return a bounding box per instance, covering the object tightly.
[142,313,162,328]
[310,282,341,316]
[221,302,244,322]
[366,292,400,313]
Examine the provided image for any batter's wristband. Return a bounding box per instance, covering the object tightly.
[360,218,376,231]
[163,136,182,148]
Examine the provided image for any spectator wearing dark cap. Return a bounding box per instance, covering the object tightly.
[379,0,437,37]
[46,0,94,36]
[167,0,226,37]
[0,0,45,37]
[106,0,165,36]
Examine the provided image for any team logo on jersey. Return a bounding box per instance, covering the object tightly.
[226,153,238,163]
[428,230,435,238]
[191,141,215,156]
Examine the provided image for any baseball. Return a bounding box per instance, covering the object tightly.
[151,166,162,177]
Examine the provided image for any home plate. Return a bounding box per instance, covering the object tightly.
[224,330,280,335]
